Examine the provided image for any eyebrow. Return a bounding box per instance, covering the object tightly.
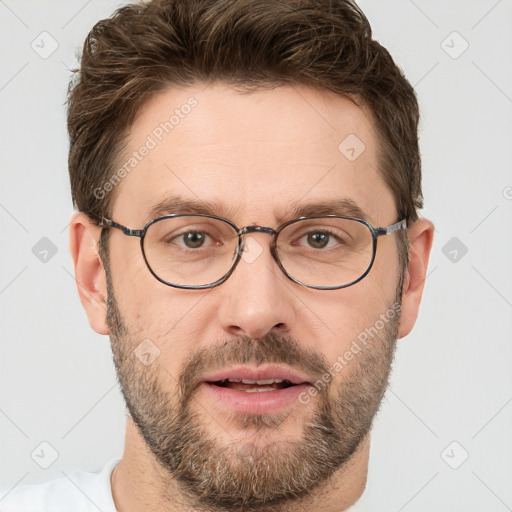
[144,195,369,226]
[145,196,236,223]
[284,198,368,223]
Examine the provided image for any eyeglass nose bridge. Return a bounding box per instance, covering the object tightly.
[235,225,281,264]
[237,225,277,237]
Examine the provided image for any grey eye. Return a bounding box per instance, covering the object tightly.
[307,232,330,248]
[182,231,207,248]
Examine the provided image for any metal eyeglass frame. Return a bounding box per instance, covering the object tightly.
[100,214,407,291]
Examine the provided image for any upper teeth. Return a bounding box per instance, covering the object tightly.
[225,378,285,385]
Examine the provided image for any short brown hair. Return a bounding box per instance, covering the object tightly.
[67,0,423,227]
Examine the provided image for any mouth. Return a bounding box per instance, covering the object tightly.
[208,378,298,393]
[200,366,314,414]
[203,365,311,391]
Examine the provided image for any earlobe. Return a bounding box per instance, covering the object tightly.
[69,212,109,335]
[398,218,434,339]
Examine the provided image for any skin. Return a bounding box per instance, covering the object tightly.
[70,83,433,511]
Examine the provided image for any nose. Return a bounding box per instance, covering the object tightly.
[217,234,297,339]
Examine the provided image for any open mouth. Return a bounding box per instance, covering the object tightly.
[201,366,314,413]
[208,378,297,393]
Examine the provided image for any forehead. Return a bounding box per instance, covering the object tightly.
[112,83,395,225]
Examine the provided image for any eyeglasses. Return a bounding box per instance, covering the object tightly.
[100,214,406,290]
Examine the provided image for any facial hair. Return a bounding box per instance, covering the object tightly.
[105,270,400,511]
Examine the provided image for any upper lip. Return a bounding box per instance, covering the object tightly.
[201,365,313,385]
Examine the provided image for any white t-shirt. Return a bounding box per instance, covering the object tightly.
[1,458,362,511]
[0,458,120,512]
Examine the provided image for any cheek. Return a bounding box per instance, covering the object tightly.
[371,236,402,290]
[308,262,399,366]
[107,240,211,350]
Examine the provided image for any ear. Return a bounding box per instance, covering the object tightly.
[398,218,434,339]
[69,212,109,335]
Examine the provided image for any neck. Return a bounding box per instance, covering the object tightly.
[111,417,369,512]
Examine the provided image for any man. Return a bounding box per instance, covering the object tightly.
[3,0,433,510]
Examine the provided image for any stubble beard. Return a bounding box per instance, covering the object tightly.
[105,269,400,511]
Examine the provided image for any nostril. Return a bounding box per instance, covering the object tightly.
[274,323,285,329]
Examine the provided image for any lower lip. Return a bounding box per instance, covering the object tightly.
[201,382,312,415]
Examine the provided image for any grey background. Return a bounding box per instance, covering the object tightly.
[1,1,511,511]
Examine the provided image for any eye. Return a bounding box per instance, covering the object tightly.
[179,231,209,248]
[169,230,218,249]
[306,232,330,249]
[297,230,342,249]
[149,217,235,254]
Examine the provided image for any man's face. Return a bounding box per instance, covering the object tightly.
[104,84,403,510]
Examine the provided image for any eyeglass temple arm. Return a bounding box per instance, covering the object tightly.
[375,219,407,237]
[100,217,144,237]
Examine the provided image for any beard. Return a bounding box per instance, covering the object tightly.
[105,270,400,511]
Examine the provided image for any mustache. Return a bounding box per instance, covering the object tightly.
[177,332,330,403]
